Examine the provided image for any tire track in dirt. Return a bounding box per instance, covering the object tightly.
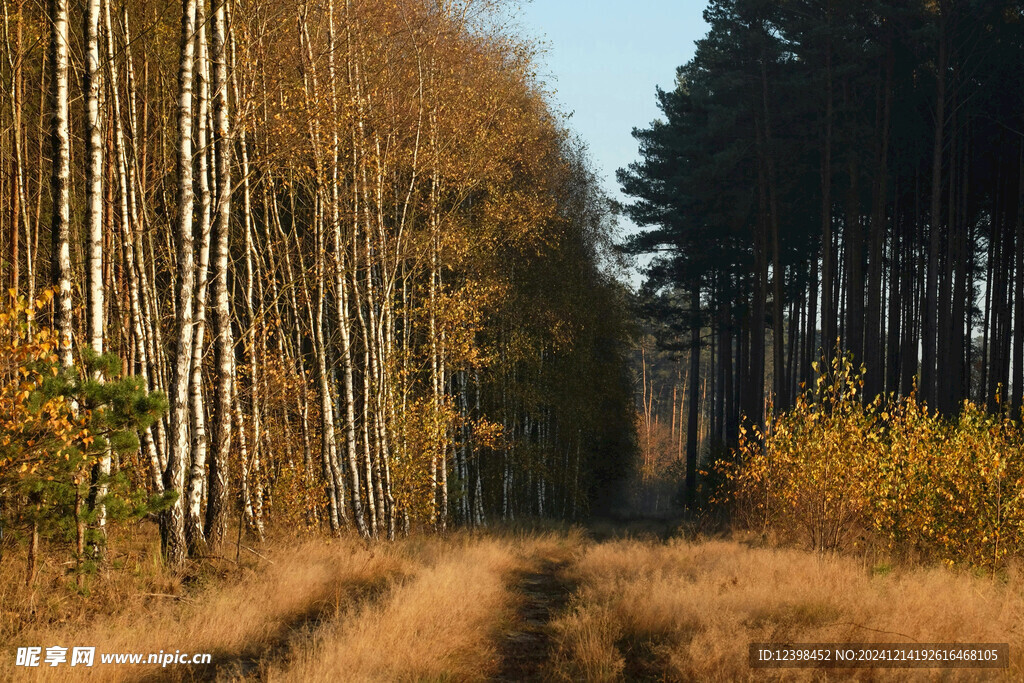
[143,573,399,682]
[493,557,575,682]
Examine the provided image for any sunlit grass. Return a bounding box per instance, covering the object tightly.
[550,536,1024,682]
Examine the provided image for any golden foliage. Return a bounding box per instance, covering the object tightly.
[727,353,1024,569]
[0,290,86,485]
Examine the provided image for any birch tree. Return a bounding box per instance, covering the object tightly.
[206,0,233,550]
[162,0,199,568]
[49,0,72,368]
[83,0,108,546]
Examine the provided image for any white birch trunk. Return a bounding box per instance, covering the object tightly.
[186,0,213,555]
[49,0,72,367]
[103,0,162,493]
[84,0,109,546]
[162,0,198,569]
[206,0,232,549]
[331,0,367,537]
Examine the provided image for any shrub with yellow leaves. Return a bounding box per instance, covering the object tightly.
[726,352,1024,570]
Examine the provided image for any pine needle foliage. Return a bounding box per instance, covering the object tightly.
[0,291,170,584]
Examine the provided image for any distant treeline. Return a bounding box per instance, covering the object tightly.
[621,0,1024,503]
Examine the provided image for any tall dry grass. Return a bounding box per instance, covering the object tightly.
[4,526,581,681]
[275,529,579,682]
[550,536,1024,682]
[1,524,180,647]
[6,531,408,681]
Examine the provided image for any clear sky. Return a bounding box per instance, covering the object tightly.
[515,1,709,221]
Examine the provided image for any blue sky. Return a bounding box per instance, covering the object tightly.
[515,1,709,220]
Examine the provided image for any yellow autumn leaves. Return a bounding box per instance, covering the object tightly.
[725,353,1024,570]
[0,290,86,483]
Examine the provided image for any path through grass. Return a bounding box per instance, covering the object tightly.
[7,524,1024,681]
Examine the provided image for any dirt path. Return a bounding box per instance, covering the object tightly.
[493,557,574,682]
[170,574,396,682]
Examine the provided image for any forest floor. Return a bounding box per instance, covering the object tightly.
[5,520,1024,681]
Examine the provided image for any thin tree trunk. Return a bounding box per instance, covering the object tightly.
[161,0,199,569]
[49,0,72,367]
[923,6,947,407]
[685,282,701,514]
[865,49,893,400]
[206,0,233,549]
[186,0,213,556]
[333,0,367,537]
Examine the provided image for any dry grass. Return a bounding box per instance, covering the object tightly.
[3,525,581,681]
[1,524,182,648]
[550,536,1024,682]
[5,527,408,681]
[15,523,1018,681]
[275,529,579,682]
